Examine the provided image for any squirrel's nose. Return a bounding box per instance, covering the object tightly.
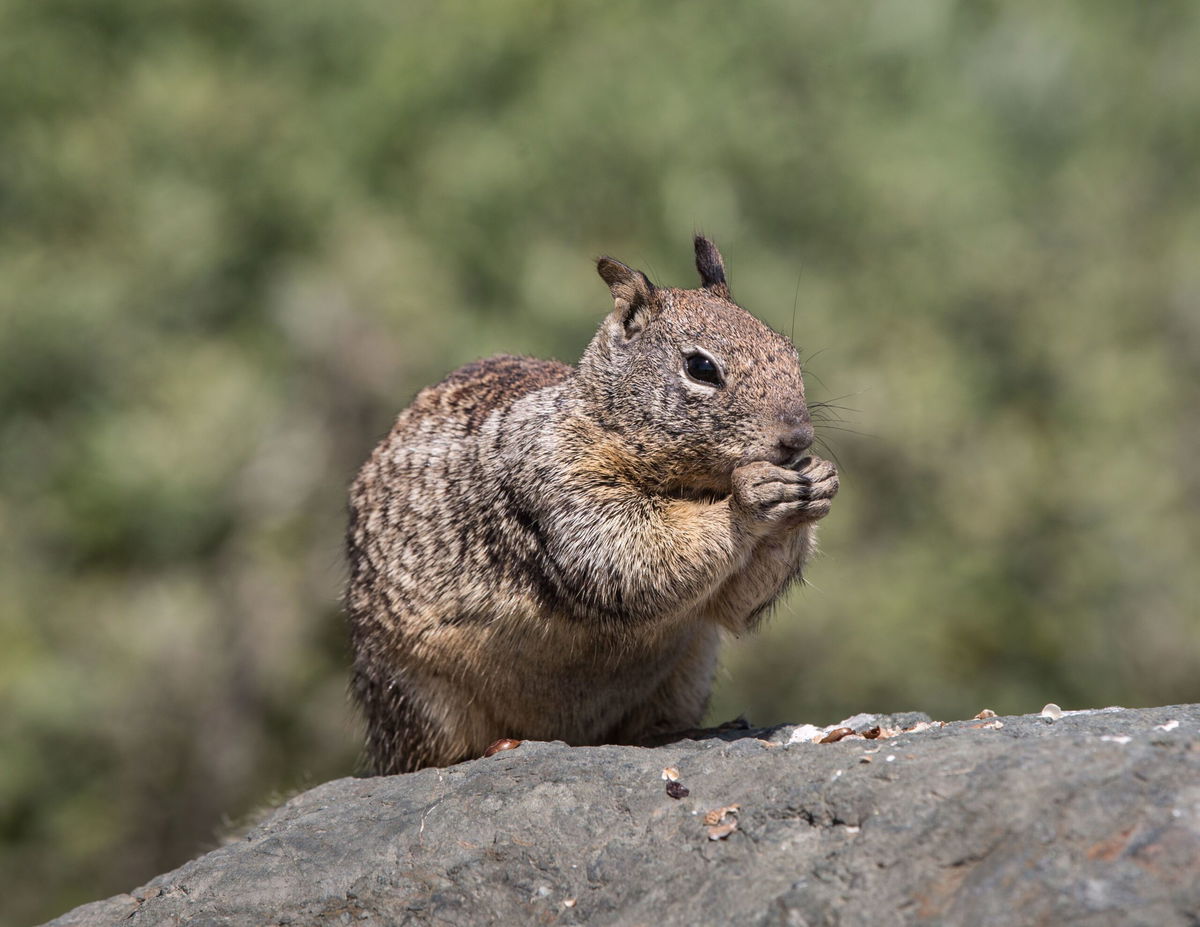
[777,422,814,455]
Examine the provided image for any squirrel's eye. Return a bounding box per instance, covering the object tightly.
[685,352,723,387]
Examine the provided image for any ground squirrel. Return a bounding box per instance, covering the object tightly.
[346,236,838,774]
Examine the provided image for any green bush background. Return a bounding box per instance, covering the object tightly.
[3,1,1198,922]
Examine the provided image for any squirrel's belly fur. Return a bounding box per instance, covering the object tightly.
[345,238,837,774]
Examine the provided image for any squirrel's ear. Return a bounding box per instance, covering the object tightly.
[694,235,731,299]
[597,257,658,340]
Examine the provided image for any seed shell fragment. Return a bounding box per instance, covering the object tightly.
[483,738,522,757]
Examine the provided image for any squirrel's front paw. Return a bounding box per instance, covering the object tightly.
[732,456,839,529]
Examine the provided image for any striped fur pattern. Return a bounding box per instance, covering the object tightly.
[346,236,838,774]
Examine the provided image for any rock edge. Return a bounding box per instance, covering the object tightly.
[46,705,1200,927]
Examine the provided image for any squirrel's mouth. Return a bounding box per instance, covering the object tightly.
[783,449,813,470]
[741,447,806,470]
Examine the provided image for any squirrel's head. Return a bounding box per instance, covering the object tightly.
[577,236,813,495]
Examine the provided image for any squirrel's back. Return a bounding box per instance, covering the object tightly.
[403,354,572,435]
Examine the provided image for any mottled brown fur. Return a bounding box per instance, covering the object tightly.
[346,236,838,774]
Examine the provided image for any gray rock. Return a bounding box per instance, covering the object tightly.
[46,705,1200,927]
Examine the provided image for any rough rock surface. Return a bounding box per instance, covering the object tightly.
[47,705,1200,926]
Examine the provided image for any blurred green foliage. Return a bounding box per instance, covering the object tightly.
[2,1,1199,922]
